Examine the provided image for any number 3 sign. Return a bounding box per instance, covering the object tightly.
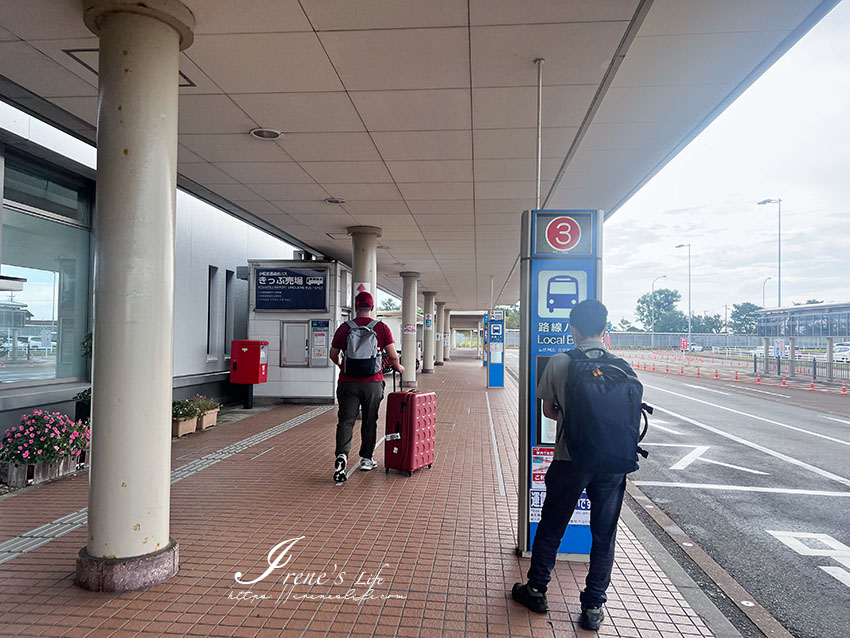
[545,216,581,252]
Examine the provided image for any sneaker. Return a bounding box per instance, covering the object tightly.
[333,454,347,484]
[580,603,604,630]
[360,458,377,471]
[511,582,548,613]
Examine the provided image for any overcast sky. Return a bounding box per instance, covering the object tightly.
[603,1,850,327]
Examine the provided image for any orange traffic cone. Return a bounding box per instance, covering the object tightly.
[652,364,656,372]
[666,365,669,374]
[842,382,847,394]
[697,368,701,377]
[810,379,815,390]
[715,369,719,379]
[782,377,787,387]
[735,371,739,381]
[757,374,761,384]
[680,366,684,375]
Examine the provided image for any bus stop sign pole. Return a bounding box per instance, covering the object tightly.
[518,209,603,559]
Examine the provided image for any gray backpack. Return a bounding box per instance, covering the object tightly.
[343,319,381,377]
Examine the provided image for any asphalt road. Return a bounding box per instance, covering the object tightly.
[505,349,850,638]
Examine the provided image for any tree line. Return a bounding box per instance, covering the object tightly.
[617,288,822,334]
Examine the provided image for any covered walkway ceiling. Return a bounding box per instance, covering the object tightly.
[0,0,838,309]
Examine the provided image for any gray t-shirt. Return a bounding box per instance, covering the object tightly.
[536,339,608,461]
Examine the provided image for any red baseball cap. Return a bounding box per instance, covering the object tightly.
[354,291,374,309]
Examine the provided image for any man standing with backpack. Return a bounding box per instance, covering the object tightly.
[329,291,403,484]
[512,299,646,631]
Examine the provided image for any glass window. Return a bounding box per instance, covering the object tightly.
[3,153,92,224]
[1,206,90,383]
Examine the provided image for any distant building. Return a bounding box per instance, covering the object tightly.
[756,303,850,338]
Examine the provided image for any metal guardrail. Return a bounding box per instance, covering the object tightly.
[753,355,850,381]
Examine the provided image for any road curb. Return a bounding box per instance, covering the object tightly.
[620,498,742,638]
[625,480,794,638]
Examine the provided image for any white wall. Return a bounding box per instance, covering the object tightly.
[173,190,294,378]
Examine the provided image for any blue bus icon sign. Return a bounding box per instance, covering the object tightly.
[546,275,579,313]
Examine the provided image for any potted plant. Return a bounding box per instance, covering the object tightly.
[1,410,90,488]
[171,399,198,437]
[73,387,91,422]
[191,394,221,431]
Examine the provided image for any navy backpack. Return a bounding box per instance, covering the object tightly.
[561,348,651,473]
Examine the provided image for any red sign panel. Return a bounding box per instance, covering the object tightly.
[545,216,582,252]
[680,337,688,351]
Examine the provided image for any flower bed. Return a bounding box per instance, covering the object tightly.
[0,410,91,488]
[172,399,199,437]
[191,394,221,431]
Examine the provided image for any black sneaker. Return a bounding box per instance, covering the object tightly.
[580,603,604,630]
[511,582,548,613]
[333,454,347,484]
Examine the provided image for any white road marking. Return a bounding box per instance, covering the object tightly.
[486,392,506,497]
[642,443,767,474]
[650,405,850,489]
[670,445,711,470]
[648,384,850,447]
[723,384,790,398]
[697,457,768,475]
[684,383,730,395]
[649,422,686,436]
[767,531,850,590]
[634,482,850,497]
[822,415,850,426]
[821,566,850,588]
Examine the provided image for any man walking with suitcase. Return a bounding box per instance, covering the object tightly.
[512,299,644,631]
[329,291,403,484]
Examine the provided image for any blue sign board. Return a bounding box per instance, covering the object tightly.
[519,209,602,559]
[488,310,505,387]
[255,267,328,311]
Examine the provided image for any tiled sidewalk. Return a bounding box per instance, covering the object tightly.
[0,352,715,637]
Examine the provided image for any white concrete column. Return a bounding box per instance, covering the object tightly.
[422,291,436,373]
[77,0,194,592]
[347,226,381,300]
[476,320,483,359]
[435,301,446,366]
[400,272,419,388]
[443,308,451,361]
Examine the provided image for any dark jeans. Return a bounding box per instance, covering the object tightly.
[335,381,384,459]
[527,460,626,607]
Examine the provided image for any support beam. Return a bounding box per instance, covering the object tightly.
[422,291,436,373]
[77,0,195,592]
[400,272,419,388]
[435,301,446,366]
[347,225,381,300]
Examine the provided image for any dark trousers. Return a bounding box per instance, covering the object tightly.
[335,381,384,459]
[527,460,626,607]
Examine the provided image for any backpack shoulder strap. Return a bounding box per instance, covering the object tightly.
[366,319,379,329]
[346,319,358,330]
[566,348,587,360]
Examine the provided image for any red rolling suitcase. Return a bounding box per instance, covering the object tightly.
[385,373,436,476]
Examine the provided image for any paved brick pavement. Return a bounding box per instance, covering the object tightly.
[0,351,716,637]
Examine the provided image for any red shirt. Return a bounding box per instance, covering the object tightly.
[332,317,394,383]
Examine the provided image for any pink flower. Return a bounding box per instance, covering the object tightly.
[22,451,29,459]
[37,449,42,454]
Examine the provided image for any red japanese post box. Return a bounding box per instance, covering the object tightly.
[230,340,269,384]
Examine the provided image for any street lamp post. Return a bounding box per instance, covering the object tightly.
[758,198,781,307]
[675,244,691,348]
[762,276,772,308]
[650,275,667,349]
